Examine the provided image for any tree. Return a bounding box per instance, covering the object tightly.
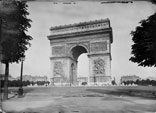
[151,0,156,4]
[130,0,156,67]
[0,0,32,99]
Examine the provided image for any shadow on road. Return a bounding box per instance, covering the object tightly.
[86,88,156,99]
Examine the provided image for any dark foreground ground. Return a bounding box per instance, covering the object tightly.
[1,86,156,113]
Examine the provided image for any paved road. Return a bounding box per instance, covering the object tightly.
[1,86,156,113]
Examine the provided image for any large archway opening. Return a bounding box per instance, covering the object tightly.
[71,46,88,61]
[70,45,88,85]
[77,53,89,85]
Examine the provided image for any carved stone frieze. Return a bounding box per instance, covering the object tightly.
[52,46,65,55]
[53,61,64,77]
[93,58,105,75]
[90,41,107,52]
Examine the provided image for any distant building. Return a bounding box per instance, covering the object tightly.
[0,74,18,81]
[120,75,140,84]
[0,74,48,82]
[9,76,18,81]
[21,75,48,82]
[20,75,32,81]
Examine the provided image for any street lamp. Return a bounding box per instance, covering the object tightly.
[94,76,96,85]
[18,56,25,97]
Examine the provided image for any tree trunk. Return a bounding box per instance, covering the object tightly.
[3,62,9,100]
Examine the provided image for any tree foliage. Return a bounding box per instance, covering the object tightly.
[0,0,32,64]
[151,0,156,4]
[130,10,156,67]
[122,79,156,86]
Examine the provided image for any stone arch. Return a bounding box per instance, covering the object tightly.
[70,45,88,61]
[67,42,89,57]
[48,19,113,86]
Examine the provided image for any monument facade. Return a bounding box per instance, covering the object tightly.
[47,18,113,85]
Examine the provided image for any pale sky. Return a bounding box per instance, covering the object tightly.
[1,1,156,82]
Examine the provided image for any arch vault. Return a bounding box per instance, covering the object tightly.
[47,18,113,86]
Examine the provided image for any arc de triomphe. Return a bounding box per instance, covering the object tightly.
[47,18,113,86]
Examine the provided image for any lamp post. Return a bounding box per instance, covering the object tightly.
[18,57,25,97]
[94,76,96,85]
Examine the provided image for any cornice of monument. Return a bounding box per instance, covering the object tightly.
[48,18,113,43]
[50,18,110,30]
[48,28,112,38]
